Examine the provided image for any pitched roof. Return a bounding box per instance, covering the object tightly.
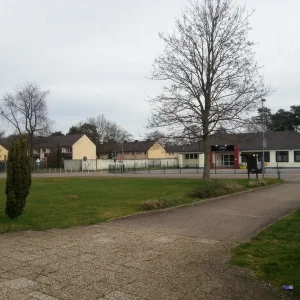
[0,138,12,150]
[97,140,158,154]
[34,134,84,148]
[165,143,201,153]
[179,131,300,152]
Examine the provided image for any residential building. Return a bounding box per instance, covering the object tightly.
[33,134,96,164]
[0,144,8,161]
[97,140,166,160]
[164,145,181,159]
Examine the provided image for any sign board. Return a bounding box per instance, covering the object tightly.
[36,158,40,167]
[211,145,234,151]
[83,156,87,161]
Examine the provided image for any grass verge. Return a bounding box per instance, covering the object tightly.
[230,210,300,297]
[0,177,281,233]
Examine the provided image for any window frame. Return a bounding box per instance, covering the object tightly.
[276,151,289,162]
[257,151,270,163]
[294,151,300,162]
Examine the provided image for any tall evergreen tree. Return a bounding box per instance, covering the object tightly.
[5,135,31,219]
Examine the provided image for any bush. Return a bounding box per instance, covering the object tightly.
[189,180,243,199]
[140,197,182,211]
[5,135,32,219]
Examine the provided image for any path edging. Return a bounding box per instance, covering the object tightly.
[106,183,282,223]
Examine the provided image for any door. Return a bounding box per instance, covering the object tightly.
[221,154,234,167]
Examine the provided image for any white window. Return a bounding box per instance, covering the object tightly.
[185,153,198,159]
[42,148,51,154]
[62,147,72,153]
[33,149,39,154]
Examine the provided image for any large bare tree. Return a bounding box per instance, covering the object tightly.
[148,0,269,179]
[0,83,52,161]
[87,114,132,143]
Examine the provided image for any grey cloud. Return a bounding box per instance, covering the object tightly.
[0,0,299,136]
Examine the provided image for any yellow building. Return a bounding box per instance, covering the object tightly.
[0,144,8,161]
[97,140,166,160]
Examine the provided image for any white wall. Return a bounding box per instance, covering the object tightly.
[268,149,300,168]
[65,158,179,171]
[94,159,178,170]
[179,153,203,167]
[239,149,300,168]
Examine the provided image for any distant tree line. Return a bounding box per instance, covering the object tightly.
[246,105,300,132]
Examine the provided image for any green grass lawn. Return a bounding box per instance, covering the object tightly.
[0,177,280,233]
[231,210,300,297]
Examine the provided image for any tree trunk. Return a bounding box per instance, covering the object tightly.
[29,134,34,168]
[203,137,211,180]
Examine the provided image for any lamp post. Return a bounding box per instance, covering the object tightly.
[261,98,266,178]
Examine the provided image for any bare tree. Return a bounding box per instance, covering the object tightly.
[0,83,53,161]
[87,114,132,143]
[148,0,269,179]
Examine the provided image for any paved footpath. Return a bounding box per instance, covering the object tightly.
[0,183,300,300]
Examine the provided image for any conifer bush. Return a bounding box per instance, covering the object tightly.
[5,136,31,219]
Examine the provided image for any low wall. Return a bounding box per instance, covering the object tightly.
[64,159,178,171]
[63,160,82,171]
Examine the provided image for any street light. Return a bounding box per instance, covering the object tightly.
[261,98,266,178]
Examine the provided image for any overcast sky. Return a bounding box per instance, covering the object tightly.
[0,0,299,138]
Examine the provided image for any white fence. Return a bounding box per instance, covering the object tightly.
[64,159,178,171]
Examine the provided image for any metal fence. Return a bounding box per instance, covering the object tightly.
[108,164,300,176]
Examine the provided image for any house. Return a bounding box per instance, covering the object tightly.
[177,142,203,168]
[178,131,300,168]
[33,134,96,165]
[0,144,8,161]
[164,145,181,159]
[97,140,166,160]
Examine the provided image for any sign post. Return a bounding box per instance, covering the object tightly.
[36,159,40,172]
[83,156,87,173]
